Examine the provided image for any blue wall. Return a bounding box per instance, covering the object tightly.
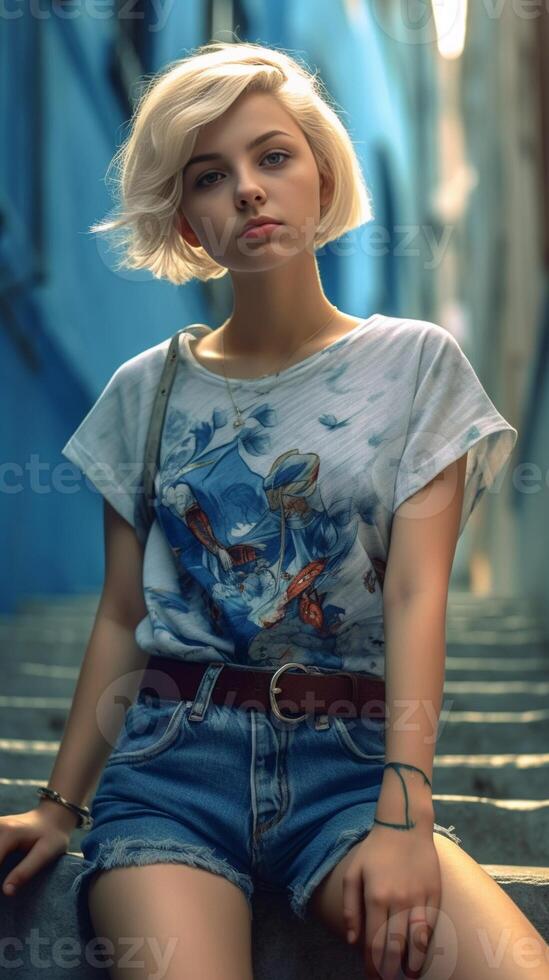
[1,1,447,611]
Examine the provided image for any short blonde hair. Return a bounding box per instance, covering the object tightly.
[90,40,375,286]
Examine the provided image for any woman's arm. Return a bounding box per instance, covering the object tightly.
[37,500,151,829]
[375,451,468,831]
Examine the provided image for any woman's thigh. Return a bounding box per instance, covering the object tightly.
[308,832,549,979]
[420,835,549,979]
[87,862,253,980]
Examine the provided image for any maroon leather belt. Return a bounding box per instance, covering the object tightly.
[138,656,386,723]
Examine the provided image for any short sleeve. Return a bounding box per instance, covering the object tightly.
[392,323,518,537]
[61,360,144,529]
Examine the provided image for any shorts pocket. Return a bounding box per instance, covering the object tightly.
[331,713,386,762]
[105,694,192,767]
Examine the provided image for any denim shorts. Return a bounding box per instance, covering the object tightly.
[70,662,463,930]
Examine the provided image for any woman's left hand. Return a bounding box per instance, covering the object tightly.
[342,822,442,979]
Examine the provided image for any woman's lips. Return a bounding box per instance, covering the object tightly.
[240,222,283,239]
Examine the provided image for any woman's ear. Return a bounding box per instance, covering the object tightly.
[176,210,200,247]
[319,168,335,213]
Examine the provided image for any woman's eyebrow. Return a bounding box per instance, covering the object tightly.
[183,130,294,173]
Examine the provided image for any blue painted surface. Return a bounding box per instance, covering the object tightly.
[3,3,530,613]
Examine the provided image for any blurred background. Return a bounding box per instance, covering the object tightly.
[1,1,549,960]
[1,0,548,620]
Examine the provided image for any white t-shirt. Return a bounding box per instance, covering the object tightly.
[61,314,518,678]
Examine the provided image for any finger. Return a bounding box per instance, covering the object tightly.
[424,893,441,948]
[342,871,363,944]
[407,903,430,975]
[364,896,387,979]
[2,838,50,895]
[382,903,408,980]
[0,826,33,894]
[407,893,440,975]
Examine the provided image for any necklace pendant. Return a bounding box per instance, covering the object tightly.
[233,416,244,428]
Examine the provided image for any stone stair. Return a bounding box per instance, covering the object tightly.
[0,591,548,978]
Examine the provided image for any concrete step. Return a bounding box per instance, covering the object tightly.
[13,651,545,681]
[474,865,549,943]
[432,795,549,864]
[0,640,92,668]
[445,654,549,673]
[447,636,548,653]
[2,780,549,865]
[0,625,95,657]
[2,649,549,685]
[0,706,73,739]
[447,637,548,656]
[446,593,544,613]
[436,715,549,754]
[3,665,549,707]
[0,851,547,978]
[3,739,549,801]
[432,754,549,799]
[440,681,549,712]
[447,618,546,633]
[447,610,546,625]
[0,697,548,745]
[2,636,548,680]
[2,588,548,970]
[3,620,548,661]
[8,586,548,616]
[15,593,101,615]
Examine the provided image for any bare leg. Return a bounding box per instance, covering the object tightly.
[308,832,549,979]
[87,862,254,980]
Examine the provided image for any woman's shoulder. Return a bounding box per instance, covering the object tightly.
[108,329,205,407]
[113,334,174,383]
[366,314,453,344]
[352,314,455,366]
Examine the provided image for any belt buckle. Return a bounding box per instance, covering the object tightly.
[269,662,311,723]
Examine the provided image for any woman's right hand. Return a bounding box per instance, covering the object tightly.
[0,804,77,897]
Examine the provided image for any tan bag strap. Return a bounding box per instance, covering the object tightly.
[134,323,212,545]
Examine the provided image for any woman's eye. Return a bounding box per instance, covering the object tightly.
[262,150,288,166]
[195,172,222,188]
[194,150,290,189]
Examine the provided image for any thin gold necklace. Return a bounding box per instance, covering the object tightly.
[221,305,340,429]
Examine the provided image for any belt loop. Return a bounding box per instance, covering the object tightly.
[314,713,330,731]
[188,663,225,723]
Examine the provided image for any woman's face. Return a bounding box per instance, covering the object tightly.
[178,91,332,271]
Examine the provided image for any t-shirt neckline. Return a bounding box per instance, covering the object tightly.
[179,314,380,386]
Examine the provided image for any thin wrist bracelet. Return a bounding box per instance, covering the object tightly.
[36,787,94,830]
[381,761,432,788]
[373,761,432,832]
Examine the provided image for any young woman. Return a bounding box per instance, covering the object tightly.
[2,40,547,980]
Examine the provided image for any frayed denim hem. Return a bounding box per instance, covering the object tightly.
[433,822,463,847]
[289,823,374,924]
[69,836,255,931]
[288,820,463,923]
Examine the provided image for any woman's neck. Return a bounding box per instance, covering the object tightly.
[188,308,363,380]
[223,252,337,357]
